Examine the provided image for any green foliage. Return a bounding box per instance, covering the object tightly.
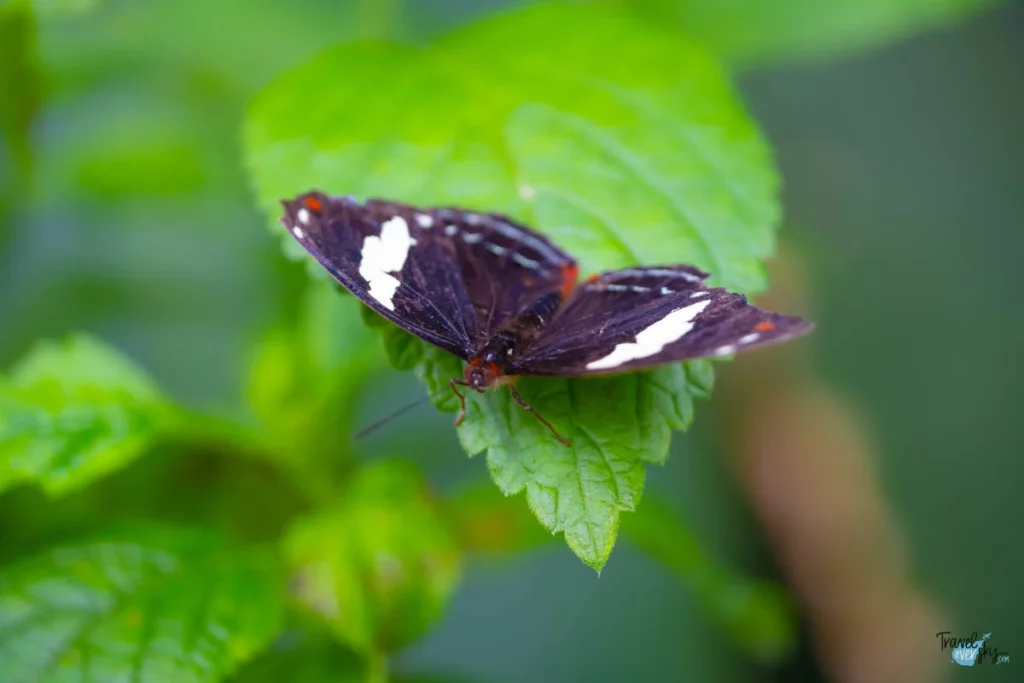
[0,0,36,168]
[248,280,385,495]
[283,461,461,654]
[631,0,1001,66]
[245,2,778,293]
[365,316,715,570]
[244,0,777,570]
[0,0,38,251]
[0,335,173,496]
[229,625,368,683]
[28,0,100,20]
[444,480,553,556]
[0,526,284,683]
[4,0,998,678]
[454,364,712,570]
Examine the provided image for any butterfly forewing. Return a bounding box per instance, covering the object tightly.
[509,266,812,376]
[280,192,576,358]
[428,206,577,341]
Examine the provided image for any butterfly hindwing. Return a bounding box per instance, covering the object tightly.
[280,192,576,358]
[509,266,812,376]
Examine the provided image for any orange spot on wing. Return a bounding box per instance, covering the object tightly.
[560,264,580,298]
[303,196,322,212]
[584,273,600,284]
[754,321,776,332]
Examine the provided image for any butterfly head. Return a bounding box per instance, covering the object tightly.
[464,358,500,392]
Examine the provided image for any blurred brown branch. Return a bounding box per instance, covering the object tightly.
[717,247,947,683]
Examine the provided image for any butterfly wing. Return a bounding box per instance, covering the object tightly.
[508,265,812,376]
[281,192,577,359]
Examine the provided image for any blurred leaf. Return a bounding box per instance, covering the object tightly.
[631,0,1002,66]
[70,127,207,199]
[229,624,368,683]
[34,0,362,98]
[0,0,35,170]
[249,281,382,426]
[0,526,284,682]
[283,461,461,653]
[0,334,174,496]
[29,0,100,20]
[445,480,553,556]
[362,309,463,414]
[620,496,796,663]
[352,0,403,40]
[35,94,233,202]
[0,443,311,567]
[245,1,778,293]
[0,0,38,253]
[248,280,385,496]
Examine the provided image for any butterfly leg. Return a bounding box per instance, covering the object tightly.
[509,385,572,447]
[450,378,470,426]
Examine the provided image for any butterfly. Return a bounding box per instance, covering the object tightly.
[281,191,813,445]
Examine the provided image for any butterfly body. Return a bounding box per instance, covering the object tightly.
[280,191,813,444]
[464,285,568,385]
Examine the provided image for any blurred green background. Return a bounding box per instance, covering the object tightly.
[1,0,1021,681]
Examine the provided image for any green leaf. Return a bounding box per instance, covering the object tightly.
[29,0,101,21]
[0,0,38,254]
[503,102,774,293]
[248,280,385,496]
[249,281,382,421]
[380,320,425,372]
[631,0,1002,67]
[244,1,778,293]
[62,116,208,199]
[445,481,553,556]
[0,334,173,496]
[455,364,707,571]
[361,312,463,414]
[365,323,710,570]
[620,496,796,663]
[0,0,35,172]
[229,625,368,683]
[283,460,461,653]
[243,1,777,570]
[0,526,284,682]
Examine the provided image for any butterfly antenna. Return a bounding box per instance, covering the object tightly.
[353,388,450,441]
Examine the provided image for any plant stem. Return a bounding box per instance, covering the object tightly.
[367,649,389,683]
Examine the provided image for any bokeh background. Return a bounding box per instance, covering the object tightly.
[1,1,1021,681]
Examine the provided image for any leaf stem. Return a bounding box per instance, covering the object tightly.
[367,649,389,683]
